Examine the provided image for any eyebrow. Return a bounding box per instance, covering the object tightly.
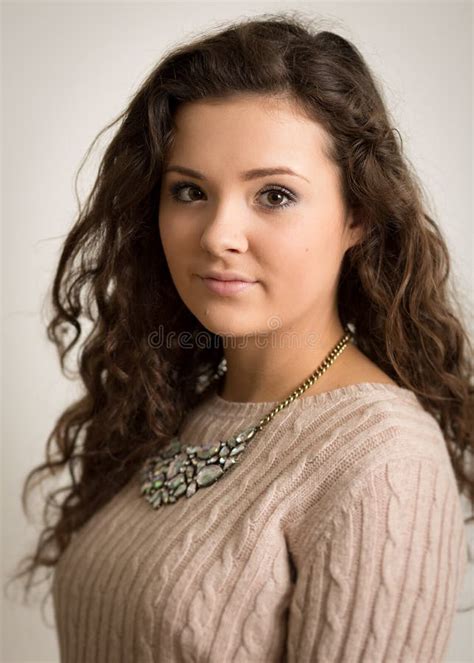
[163,164,310,183]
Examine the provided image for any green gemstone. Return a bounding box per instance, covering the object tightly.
[196,445,220,460]
[235,427,256,443]
[168,474,185,490]
[196,464,224,487]
[166,454,187,479]
[173,483,187,498]
[223,458,236,470]
[186,481,197,498]
[227,437,238,448]
[161,438,182,458]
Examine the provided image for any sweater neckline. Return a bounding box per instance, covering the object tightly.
[203,382,418,418]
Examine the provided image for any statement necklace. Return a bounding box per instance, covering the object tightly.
[139,326,353,509]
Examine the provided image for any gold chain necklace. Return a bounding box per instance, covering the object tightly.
[139,326,353,509]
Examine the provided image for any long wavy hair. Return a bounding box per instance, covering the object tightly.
[6,11,473,618]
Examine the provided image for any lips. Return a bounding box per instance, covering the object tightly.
[199,269,256,283]
[201,277,257,296]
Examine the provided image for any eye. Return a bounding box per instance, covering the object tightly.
[258,185,297,210]
[169,182,205,203]
[167,181,297,211]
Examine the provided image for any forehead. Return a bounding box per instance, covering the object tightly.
[166,94,333,171]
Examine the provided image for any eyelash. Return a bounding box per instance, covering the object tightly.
[167,180,298,211]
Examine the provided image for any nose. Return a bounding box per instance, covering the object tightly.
[199,199,249,256]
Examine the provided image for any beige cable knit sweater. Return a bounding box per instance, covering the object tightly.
[52,382,468,662]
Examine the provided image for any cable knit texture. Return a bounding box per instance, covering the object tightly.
[51,382,467,662]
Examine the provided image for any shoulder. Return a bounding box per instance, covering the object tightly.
[291,382,447,465]
[284,384,460,544]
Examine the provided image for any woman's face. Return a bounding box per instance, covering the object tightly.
[158,94,361,342]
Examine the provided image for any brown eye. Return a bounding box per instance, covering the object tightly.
[258,185,297,210]
[169,183,204,202]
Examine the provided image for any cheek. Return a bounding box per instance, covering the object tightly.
[273,232,341,296]
[158,214,188,263]
[158,230,185,288]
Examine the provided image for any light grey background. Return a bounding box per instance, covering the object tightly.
[2,1,473,661]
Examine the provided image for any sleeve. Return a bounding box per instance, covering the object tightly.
[285,456,468,663]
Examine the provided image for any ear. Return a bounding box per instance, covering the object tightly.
[344,209,364,251]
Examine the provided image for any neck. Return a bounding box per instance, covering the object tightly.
[217,321,352,403]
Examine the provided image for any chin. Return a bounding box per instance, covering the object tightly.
[194,310,258,340]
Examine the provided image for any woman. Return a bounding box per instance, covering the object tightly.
[9,12,473,662]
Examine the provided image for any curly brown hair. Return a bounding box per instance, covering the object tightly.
[5,11,473,620]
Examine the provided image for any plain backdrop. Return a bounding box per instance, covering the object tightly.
[2,1,473,661]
